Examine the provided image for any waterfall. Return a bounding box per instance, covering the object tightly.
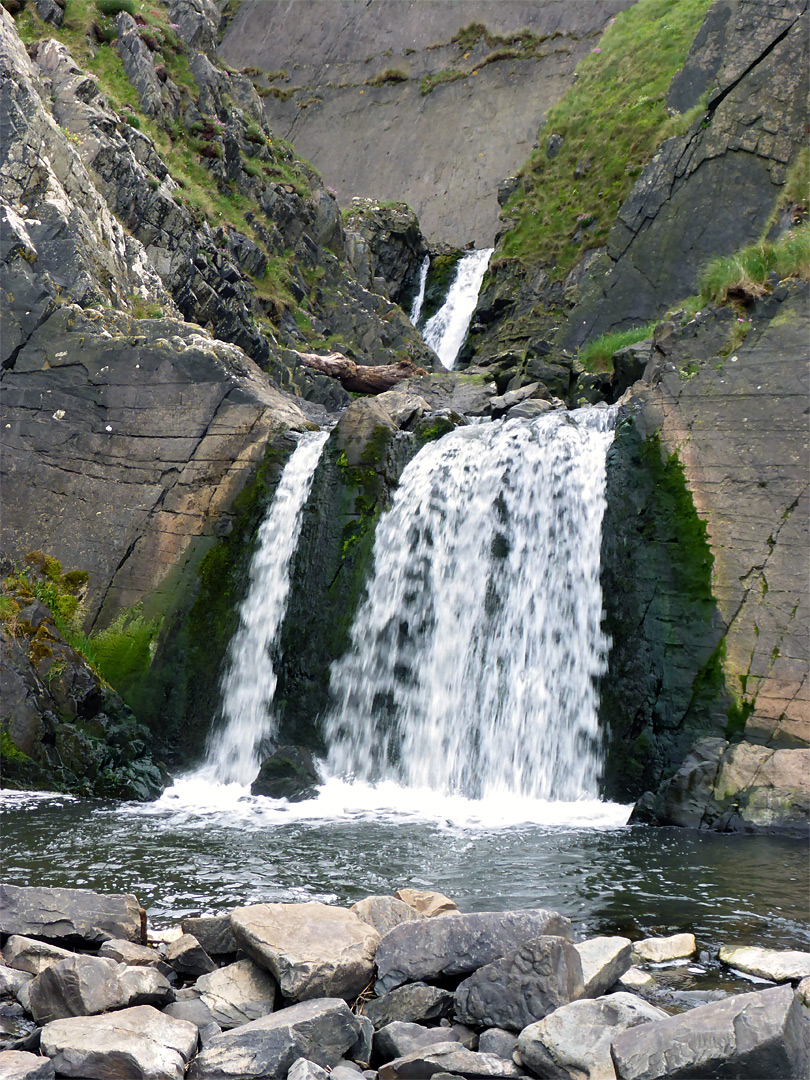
[421,247,493,369]
[408,255,430,325]
[325,407,617,802]
[202,429,329,785]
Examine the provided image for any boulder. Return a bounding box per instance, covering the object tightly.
[287,1060,330,1080]
[40,1004,198,1080]
[797,977,810,1007]
[165,934,217,979]
[618,967,654,990]
[610,984,809,1080]
[478,1029,518,1060]
[98,939,173,977]
[632,934,695,963]
[2,937,76,976]
[349,1013,374,1066]
[195,959,277,1029]
[180,917,238,957]
[518,992,668,1080]
[230,902,380,1001]
[375,908,572,993]
[575,937,633,997]
[162,997,218,1031]
[28,955,174,1025]
[718,945,810,983]
[0,885,144,947]
[393,889,458,918]
[373,1021,461,1063]
[117,966,176,1010]
[188,998,364,1079]
[0,1051,55,1079]
[250,746,321,801]
[351,897,426,938]
[377,1042,523,1079]
[362,983,455,1030]
[454,935,584,1032]
[0,967,33,1000]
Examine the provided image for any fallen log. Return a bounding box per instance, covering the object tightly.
[295,351,427,394]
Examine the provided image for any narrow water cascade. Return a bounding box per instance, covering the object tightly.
[200,430,330,785]
[408,254,430,325]
[421,247,493,368]
[325,406,617,803]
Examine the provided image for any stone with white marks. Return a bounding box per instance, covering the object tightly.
[719,944,810,983]
[0,885,144,948]
[3,937,77,976]
[287,1060,330,1080]
[632,934,695,963]
[195,958,277,1029]
[575,937,633,997]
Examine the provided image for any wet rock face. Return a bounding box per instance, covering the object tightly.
[343,200,429,308]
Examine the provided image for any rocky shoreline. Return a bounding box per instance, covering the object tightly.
[1,883,808,1079]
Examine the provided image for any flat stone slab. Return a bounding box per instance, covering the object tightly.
[618,967,655,990]
[374,1021,461,1063]
[375,908,572,993]
[195,958,277,1029]
[2,937,77,976]
[575,936,633,997]
[610,983,808,1080]
[719,944,810,982]
[632,933,695,963]
[378,1042,523,1079]
[99,939,172,975]
[39,1004,198,1080]
[0,1051,55,1079]
[188,998,363,1079]
[230,902,379,1001]
[0,885,144,947]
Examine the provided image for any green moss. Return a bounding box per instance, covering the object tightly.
[366,69,409,87]
[419,69,466,96]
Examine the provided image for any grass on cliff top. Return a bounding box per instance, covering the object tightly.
[498,0,712,278]
[698,220,810,305]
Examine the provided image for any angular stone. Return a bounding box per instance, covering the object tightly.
[0,885,144,947]
[719,944,810,983]
[393,889,458,918]
[188,998,363,1079]
[478,1029,518,1060]
[117,966,176,1009]
[165,934,217,979]
[195,959,277,1029]
[162,997,217,1031]
[454,935,584,1032]
[2,937,76,977]
[99,939,173,976]
[374,1021,461,1063]
[378,1042,523,1079]
[351,896,426,938]
[619,967,654,990]
[0,1051,55,1079]
[230,902,379,1001]
[287,1060,330,1080]
[375,908,572,993]
[349,1013,374,1066]
[181,917,238,957]
[632,934,695,963]
[28,955,174,1025]
[519,992,667,1080]
[575,936,633,997]
[610,984,808,1080]
[0,967,33,1000]
[40,1004,198,1080]
[362,983,455,1030]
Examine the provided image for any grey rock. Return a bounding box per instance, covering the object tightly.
[575,937,633,997]
[288,1060,330,1080]
[374,1022,461,1063]
[162,997,217,1030]
[362,984,455,1031]
[116,12,166,117]
[0,967,34,1000]
[378,1042,523,1079]
[29,955,174,1025]
[165,934,217,979]
[195,958,277,1029]
[98,939,173,976]
[34,0,64,26]
[188,998,363,1079]
[478,1029,518,1061]
[0,1051,55,1079]
[250,745,321,801]
[518,992,667,1080]
[505,399,557,420]
[167,0,220,58]
[181,917,238,957]
[351,897,426,939]
[332,1067,364,1080]
[230,902,379,1001]
[632,934,695,963]
[454,935,584,1032]
[2,938,77,977]
[117,965,176,1009]
[375,908,573,993]
[718,944,810,983]
[610,984,809,1080]
[618,967,654,991]
[0,885,143,948]
[40,1004,198,1080]
[349,1014,374,1067]
[547,134,565,159]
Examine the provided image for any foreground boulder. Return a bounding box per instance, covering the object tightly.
[575,937,633,997]
[39,1005,198,1080]
[195,959,278,1029]
[29,955,174,1024]
[230,902,380,1001]
[610,984,809,1080]
[0,1052,54,1079]
[518,992,667,1080]
[373,1021,462,1062]
[718,944,810,983]
[351,896,426,938]
[188,998,364,1079]
[2,937,76,977]
[375,908,572,993]
[0,885,144,947]
[454,935,584,1031]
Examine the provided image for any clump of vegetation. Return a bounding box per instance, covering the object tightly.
[419,69,466,96]
[498,0,712,277]
[365,68,409,87]
[578,322,657,372]
[698,220,810,305]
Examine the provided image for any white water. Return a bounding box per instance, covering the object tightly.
[408,254,430,325]
[421,247,493,368]
[198,430,329,785]
[325,406,618,803]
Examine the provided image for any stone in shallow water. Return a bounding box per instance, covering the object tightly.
[195,958,277,1029]
[575,936,633,997]
[39,1004,198,1080]
[718,944,810,983]
[610,984,809,1080]
[351,896,426,938]
[0,885,144,948]
[230,902,379,1001]
[618,967,654,990]
[362,983,455,1030]
[632,933,696,963]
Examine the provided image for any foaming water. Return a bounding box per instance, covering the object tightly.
[421,247,492,368]
[326,406,617,801]
[200,430,329,785]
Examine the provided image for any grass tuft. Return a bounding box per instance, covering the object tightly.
[698,221,810,305]
[579,323,657,372]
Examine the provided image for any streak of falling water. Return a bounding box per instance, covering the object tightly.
[202,429,329,784]
[421,247,493,368]
[325,407,617,801]
[408,255,430,325]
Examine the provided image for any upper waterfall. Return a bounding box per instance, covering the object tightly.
[409,255,430,326]
[325,407,617,802]
[421,248,493,369]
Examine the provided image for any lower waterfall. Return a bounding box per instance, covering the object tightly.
[325,407,617,802]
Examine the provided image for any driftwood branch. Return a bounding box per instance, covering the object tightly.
[294,351,427,394]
